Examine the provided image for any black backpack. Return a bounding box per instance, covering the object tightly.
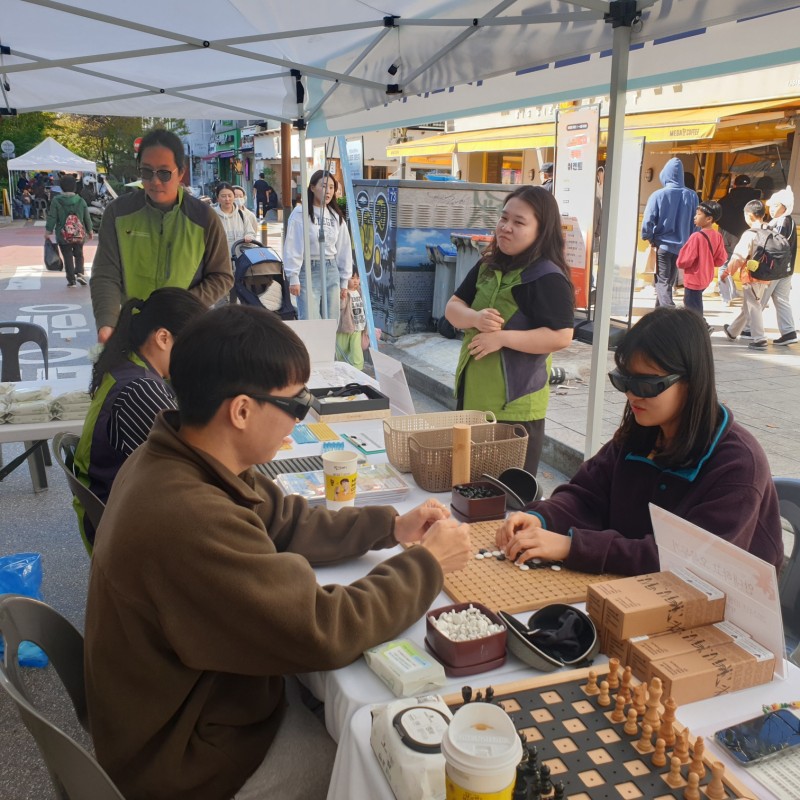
[748,226,792,281]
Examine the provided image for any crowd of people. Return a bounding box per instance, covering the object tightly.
[6,127,796,800]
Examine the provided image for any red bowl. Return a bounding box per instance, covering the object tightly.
[425,602,507,668]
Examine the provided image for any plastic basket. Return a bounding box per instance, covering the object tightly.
[408,423,528,493]
[383,410,496,473]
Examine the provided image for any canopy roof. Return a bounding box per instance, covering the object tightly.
[7,136,96,173]
[2,1,799,136]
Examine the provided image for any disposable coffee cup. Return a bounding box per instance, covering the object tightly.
[322,450,358,510]
[441,702,522,800]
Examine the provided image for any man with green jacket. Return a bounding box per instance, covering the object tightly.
[45,174,93,287]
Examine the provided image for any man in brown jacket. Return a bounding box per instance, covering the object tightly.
[84,305,471,800]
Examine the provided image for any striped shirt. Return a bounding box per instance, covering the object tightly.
[109,378,177,457]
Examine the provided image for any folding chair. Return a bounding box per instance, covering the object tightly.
[0,595,125,799]
[0,322,51,488]
[53,431,106,553]
[775,477,800,662]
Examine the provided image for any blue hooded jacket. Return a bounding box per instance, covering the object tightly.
[640,158,698,255]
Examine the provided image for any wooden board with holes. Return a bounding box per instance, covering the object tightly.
[442,521,619,614]
[443,667,754,800]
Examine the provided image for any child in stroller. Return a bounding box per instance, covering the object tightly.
[230,239,297,320]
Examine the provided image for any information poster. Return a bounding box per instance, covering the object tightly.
[554,104,600,309]
[346,137,364,180]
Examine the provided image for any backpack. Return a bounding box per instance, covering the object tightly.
[748,226,792,281]
[61,212,86,244]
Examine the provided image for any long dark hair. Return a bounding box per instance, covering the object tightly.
[481,186,570,279]
[90,288,206,396]
[612,307,722,467]
[306,170,344,225]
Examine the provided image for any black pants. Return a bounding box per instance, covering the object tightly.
[654,248,678,307]
[58,243,85,285]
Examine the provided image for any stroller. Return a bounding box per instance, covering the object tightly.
[231,239,297,320]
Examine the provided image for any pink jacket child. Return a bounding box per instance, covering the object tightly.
[677,200,727,318]
[677,201,727,291]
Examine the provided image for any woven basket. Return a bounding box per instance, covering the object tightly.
[383,410,497,473]
[408,423,528,493]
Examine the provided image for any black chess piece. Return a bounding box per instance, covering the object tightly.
[474,689,483,703]
[461,686,473,705]
[518,731,527,756]
[539,764,552,796]
[525,744,538,776]
[512,764,528,800]
[553,780,565,800]
[485,686,495,703]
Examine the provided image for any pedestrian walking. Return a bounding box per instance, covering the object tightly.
[45,174,93,288]
[640,158,698,307]
[717,175,759,305]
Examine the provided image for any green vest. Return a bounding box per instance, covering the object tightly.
[117,188,206,300]
[455,263,553,421]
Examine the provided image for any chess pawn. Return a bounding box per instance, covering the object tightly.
[607,657,620,689]
[553,781,565,800]
[611,693,626,723]
[597,680,612,707]
[706,761,726,800]
[659,696,677,747]
[539,763,552,796]
[683,771,700,800]
[636,722,654,753]
[624,707,639,736]
[689,735,706,781]
[585,669,600,695]
[652,737,667,768]
[665,755,684,788]
[619,665,633,703]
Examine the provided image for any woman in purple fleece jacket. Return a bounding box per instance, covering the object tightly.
[496,307,783,576]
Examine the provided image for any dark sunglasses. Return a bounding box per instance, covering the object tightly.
[245,387,314,421]
[138,167,178,183]
[607,369,683,398]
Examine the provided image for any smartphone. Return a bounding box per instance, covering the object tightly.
[715,709,800,766]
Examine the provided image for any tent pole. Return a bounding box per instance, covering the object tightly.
[584,1,637,459]
[298,126,316,319]
[337,135,377,350]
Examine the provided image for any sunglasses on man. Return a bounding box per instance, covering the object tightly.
[138,167,179,183]
[244,387,314,421]
[607,369,683,398]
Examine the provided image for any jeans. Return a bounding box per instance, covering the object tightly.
[683,288,704,316]
[760,275,796,336]
[58,242,85,285]
[22,204,31,219]
[297,259,340,321]
[654,248,678,307]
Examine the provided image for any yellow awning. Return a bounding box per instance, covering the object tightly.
[386,141,455,157]
[387,122,553,157]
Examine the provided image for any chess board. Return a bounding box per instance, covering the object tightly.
[443,667,753,800]
[443,521,619,614]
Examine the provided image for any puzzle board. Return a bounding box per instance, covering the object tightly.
[442,521,620,613]
[444,667,753,800]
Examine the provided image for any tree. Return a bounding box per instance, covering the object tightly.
[0,111,56,158]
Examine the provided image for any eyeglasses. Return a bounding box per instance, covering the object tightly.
[607,369,683,398]
[244,386,314,421]
[138,167,178,183]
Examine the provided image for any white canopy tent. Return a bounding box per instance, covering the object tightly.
[3,0,799,454]
[7,136,96,173]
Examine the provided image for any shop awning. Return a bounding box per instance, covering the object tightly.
[387,100,793,159]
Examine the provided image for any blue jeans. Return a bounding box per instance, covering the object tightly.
[683,288,704,316]
[297,259,340,321]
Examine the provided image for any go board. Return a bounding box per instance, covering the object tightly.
[443,520,619,614]
[443,666,753,800]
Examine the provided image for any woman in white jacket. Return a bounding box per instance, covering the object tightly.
[283,170,352,320]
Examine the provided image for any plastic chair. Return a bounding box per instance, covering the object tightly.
[53,431,106,552]
[775,477,800,655]
[0,321,49,382]
[0,595,125,799]
[34,197,48,220]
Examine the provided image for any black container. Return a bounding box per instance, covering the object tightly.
[309,384,390,418]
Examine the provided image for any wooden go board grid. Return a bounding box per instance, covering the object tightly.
[442,520,620,613]
[443,666,754,800]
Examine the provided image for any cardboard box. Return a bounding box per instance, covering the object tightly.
[628,621,751,682]
[603,629,632,666]
[650,638,775,705]
[310,384,391,422]
[601,569,725,640]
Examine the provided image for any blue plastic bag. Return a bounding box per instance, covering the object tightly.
[0,553,49,668]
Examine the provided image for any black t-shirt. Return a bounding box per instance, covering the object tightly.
[453,261,575,331]
[253,179,270,205]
